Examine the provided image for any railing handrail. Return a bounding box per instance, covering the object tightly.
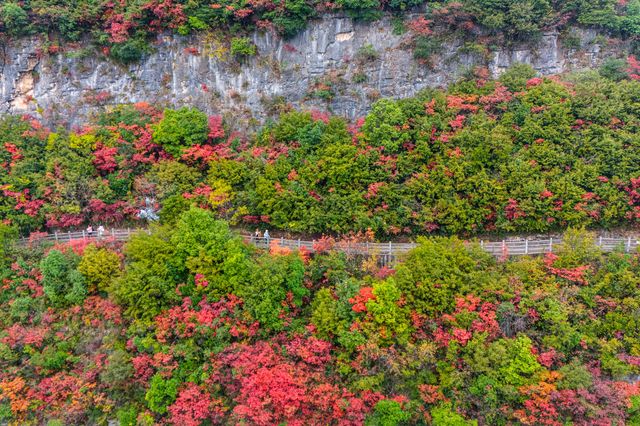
[15,229,640,258]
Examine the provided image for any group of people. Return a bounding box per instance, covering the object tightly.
[86,225,106,238]
[253,228,270,245]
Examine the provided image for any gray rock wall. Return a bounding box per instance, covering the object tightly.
[0,15,625,127]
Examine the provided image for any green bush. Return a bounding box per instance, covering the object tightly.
[357,44,380,62]
[336,0,383,20]
[1,2,29,36]
[116,406,138,426]
[109,38,151,64]
[413,36,442,62]
[145,374,178,415]
[366,400,411,425]
[100,349,134,391]
[498,63,537,91]
[431,404,477,425]
[599,58,629,81]
[230,37,257,58]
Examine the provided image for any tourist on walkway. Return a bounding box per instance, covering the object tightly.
[86,225,93,237]
[97,225,105,238]
[263,229,270,246]
[254,228,261,243]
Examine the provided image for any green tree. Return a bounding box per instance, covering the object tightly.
[394,237,493,315]
[361,99,410,153]
[154,108,209,158]
[147,160,201,200]
[78,244,121,293]
[239,253,307,332]
[113,227,180,320]
[366,279,411,345]
[110,38,151,64]
[431,403,477,426]
[599,58,628,81]
[0,223,17,267]
[1,2,29,36]
[171,207,250,300]
[40,249,87,307]
[311,287,344,339]
[145,373,178,415]
[366,400,411,426]
[159,194,192,225]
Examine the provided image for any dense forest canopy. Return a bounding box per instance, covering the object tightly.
[4,64,640,237]
[4,2,640,421]
[2,211,640,424]
[2,0,640,62]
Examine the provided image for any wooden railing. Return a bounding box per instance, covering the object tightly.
[246,235,639,258]
[18,228,146,244]
[18,229,640,261]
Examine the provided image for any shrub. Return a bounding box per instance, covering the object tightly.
[147,161,201,200]
[239,254,307,331]
[498,62,537,91]
[230,37,257,58]
[159,195,192,225]
[431,404,477,425]
[109,38,151,64]
[561,30,582,50]
[1,2,29,37]
[116,406,138,426]
[353,72,368,83]
[336,0,383,20]
[145,374,178,415]
[413,36,442,62]
[366,400,411,425]
[100,350,134,391]
[599,58,628,81]
[357,44,380,63]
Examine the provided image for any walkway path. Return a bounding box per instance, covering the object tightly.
[17,228,640,261]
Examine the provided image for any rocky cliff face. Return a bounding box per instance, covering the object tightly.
[0,14,626,127]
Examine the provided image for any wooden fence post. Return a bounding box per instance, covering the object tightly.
[54,231,58,242]
[549,237,553,252]
[627,236,632,253]
[599,236,602,247]
[525,239,528,255]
